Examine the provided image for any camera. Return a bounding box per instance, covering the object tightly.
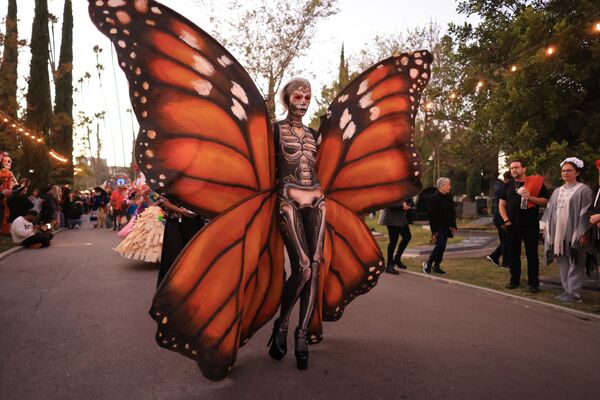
[40,223,52,232]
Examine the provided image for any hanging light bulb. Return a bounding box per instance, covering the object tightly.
[449,92,457,99]
[476,81,484,89]
[510,65,518,73]
[595,21,600,32]
[546,46,555,56]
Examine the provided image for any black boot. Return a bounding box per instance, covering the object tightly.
[385,263,399,275]
[294,327,309,370]
[267,318,287,360]
[432,262,447,275]
[394,259,407,269]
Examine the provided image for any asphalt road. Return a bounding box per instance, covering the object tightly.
[1,224,599,400]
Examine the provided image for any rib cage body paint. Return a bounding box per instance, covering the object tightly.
[276,120,320,188]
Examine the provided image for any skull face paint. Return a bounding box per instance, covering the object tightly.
[288,86,311,120]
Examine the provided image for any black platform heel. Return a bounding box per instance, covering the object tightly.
[267,318,287,360]
[294,327,309,370]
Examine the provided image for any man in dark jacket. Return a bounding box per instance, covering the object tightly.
[423,177,456,274]
[7,184,33,223]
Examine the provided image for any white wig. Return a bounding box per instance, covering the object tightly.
[278,77,311,113]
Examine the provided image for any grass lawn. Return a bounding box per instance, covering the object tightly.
[365,215,462,246]
[365,215,600,315]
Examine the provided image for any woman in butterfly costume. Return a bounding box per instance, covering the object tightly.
[268,78,326,369]
[89,0,432,381]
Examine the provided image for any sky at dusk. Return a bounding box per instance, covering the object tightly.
[2,0,470,166]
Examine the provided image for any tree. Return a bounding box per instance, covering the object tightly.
[309,44,354,129]
[22,0,52,188]
[196,0,338,116]
[0,0,19,154]
[450,0,600,185]
[0,0,18,117]
[52,0,74,184]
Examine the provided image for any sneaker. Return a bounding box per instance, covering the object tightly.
[560,294,582,304]
[422,261,431,274]
[486,255,500,267]
[432,266,447,275]
[500,263,510,269]
[505,283,519,289]
[385,266,399,275]
[554,292,568,300]
[529,286,540,294]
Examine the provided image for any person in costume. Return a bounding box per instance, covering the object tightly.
[114,192,165,263]
[0,152,18,234]
[542,157,593,303]
[499,159,549,292]
[88,0,432,381]
[266,78,325,369]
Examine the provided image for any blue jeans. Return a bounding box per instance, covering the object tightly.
[428,227,449,265]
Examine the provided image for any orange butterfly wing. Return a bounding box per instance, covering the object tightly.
[88,0,274,218]
[310,51,433,341]
[89,0,284,381]
[150,192,284,380]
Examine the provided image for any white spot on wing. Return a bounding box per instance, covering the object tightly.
[151,6,162,14]
[193,79,212,96]
[410,68,419,79]
[192,55,214,76]
[108,0,126,6]
[339,108,351,130]
[342,121,356,140]
[231,98,247,120]
[357,80,369,95]
[231,81,248,104]
[134,0,148,13]
[400,57,409,66]
[217,55,233,67]
[359,92,373,108]
[179,30,200,50]
[369,107,380,121]
[338,94,349,103]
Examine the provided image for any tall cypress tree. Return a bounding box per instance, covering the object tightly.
[22,0,52,188]
[0,0,19,154]
[53,0,74,184]
[338,44,349,90]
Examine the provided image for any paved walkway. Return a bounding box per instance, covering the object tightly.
[1,222,599,399]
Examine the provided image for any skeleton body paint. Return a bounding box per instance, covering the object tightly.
[269,78,326,369]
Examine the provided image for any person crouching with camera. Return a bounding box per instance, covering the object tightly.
[10,210,54,248]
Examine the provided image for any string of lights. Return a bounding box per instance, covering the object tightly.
[440,20,600,101]
[0,109,70,164]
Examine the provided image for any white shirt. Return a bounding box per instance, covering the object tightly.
[10,216,35,244]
